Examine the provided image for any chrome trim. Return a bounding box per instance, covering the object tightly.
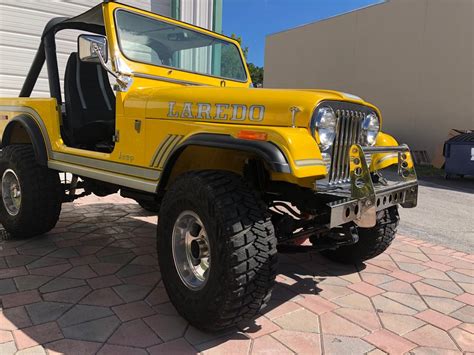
[328,109,364,185]
[327,182,418,229]
[310,106,337,148]
[2,169,22,216]
[48,161,158,193]
[290,106,301,128]
[325,144,418,229]
[92,42,133,92]
[374,182,418,211]
[374,153,398,165]
[294,159,325,167]
[362,145,410,154]
[349,144,377,227]
[134,72,206,86]
[172,210,210,290]
[51,152,161,180]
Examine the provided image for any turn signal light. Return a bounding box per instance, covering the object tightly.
[236,130,268,141]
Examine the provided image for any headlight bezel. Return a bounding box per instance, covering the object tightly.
[310,106,337,152]
[310,101,382,153]
[361,112,381,146]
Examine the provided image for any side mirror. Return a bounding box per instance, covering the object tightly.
[78,34,108,63]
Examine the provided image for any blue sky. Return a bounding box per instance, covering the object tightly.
[222,0,383,67]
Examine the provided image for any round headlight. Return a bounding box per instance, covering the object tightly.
[311,107,337,151]
[362,113,380,146]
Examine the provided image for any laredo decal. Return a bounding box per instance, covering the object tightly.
[167,102,265,122]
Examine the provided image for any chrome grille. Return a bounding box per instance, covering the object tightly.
[328,109,364,185]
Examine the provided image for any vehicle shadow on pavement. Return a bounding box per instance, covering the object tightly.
[238,248,365,336]
[0,199,364,353]
[0,200,369,354]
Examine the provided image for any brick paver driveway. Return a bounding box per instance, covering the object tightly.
[0,195,473,354]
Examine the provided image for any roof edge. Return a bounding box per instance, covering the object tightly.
[267,0,388,38]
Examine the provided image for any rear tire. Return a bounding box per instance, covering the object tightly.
[321,206,399,264]
[157,171,277,331]
[0,145,63,238]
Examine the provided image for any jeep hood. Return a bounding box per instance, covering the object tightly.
[130,86,378,127]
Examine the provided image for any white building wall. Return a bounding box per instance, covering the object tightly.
[264,0,474,161]
[0,0,151,98]
[179,0,214,74]
[180,0,214,30]
[151,0,172,17]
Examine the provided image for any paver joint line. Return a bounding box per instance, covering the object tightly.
[0,195,472,354]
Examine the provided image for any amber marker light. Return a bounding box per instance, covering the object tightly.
[236,130,268,141]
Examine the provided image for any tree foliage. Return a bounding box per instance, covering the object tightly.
[230,34,264,87]
[221,41,247,81]
[247,63,264,87]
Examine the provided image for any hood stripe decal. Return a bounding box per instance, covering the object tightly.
[150,134,184,168]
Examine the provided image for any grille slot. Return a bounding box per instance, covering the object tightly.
[328,109,364,185]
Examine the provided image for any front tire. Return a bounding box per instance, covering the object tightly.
[157,171,277,331]
[321,206,399,264]
[0,145,62,238]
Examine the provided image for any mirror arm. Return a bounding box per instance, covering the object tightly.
[92,43,132,90]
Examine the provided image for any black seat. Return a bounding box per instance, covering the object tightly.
[64,52,116,148]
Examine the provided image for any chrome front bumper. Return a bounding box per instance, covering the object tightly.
[325,144,418,229]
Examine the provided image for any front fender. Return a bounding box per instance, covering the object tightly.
[157,133,292,192]
[172,133,291,173]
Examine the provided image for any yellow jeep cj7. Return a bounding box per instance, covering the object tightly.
[0,1,417,330]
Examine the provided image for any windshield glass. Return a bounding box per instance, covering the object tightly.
[115,10,248,82]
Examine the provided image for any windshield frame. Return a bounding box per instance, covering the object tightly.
[113,8,249,83]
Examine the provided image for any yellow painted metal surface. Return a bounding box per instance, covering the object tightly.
[0,98,61,155]
[0,2,402,192]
